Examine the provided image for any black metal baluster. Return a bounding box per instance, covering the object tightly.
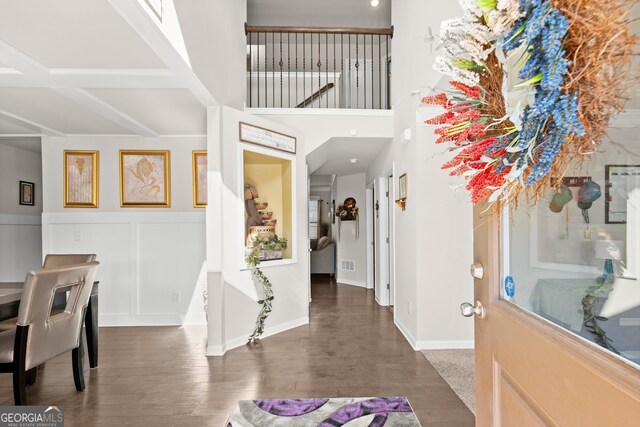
[378,34,381,110]
[303,33,306,108]
[348,34,351,109]
[296,33,299,107]
[364,34,367,109]
[248,31,252,107]
[325,33,328,109]
[371,34,374,110]
[333,33,336,109]
[356,34,359,109]
[288,32,290,108]
[272,33,275,108]
[310,33,313,108]
[279,32,283,108]
[317,34,321,108]
[386,35,390,109]
[341,34,344,108]
[264,32,268,108]
[257,32,260,107]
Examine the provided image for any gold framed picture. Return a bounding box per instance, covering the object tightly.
[399,173,408,200]
[192,150,207,207]
[119,150,170,207]
[64,150,99,208]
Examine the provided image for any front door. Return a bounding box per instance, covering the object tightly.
[472,135,640,425]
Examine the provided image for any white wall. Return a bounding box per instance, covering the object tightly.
[251,110,394,155]
[335,173,367,287]
[41,136,207,326]
[0,143,43,281]
[362,0,473,349]
[206,107,309,355]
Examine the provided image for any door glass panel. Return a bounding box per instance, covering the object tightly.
[502,127,640,368]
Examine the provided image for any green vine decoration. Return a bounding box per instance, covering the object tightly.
[246,247,273,342]
[581,278,618,355]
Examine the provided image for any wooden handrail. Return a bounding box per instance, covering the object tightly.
[245,23,394,38]
[296,83,335,108]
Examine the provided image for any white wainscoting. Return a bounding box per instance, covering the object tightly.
[0,214,42,282]
[42,212,207,326]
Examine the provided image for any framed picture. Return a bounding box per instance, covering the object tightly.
[64,150,99,208]
[120,150,170,207]
[192,151,207,207]
[398,173,408,200]
[605,164,640,224]
[239,121,296,154]
[19,181,34,206]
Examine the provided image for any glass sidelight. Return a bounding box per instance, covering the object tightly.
[501,126,640,368]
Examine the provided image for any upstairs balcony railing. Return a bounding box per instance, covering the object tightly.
[245,24,393,110]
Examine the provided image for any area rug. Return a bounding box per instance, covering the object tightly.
[227,396,421,426]
[420,349,475,414]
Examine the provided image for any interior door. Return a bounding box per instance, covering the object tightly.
[472,196,640,424]
[387,174,394,306]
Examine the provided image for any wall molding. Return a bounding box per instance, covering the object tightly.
[0,214,41,225]
[43,211,205,224]
[415,340,475,350]
[206,316,309,356]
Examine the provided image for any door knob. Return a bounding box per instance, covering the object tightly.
[470,262,484,279]
[460,301,484,318]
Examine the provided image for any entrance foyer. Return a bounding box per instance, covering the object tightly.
[0,276,473,425]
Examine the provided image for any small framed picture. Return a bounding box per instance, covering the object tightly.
[192,151,207,207]
[19,181,34,206]
[399,173,408,200]
[64,150,99,208]
[120,150,171,207]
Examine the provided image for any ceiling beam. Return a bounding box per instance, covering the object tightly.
[0,41,160,136]
[0,69,180,89]
[108,0,217,107]
[0,109,65,136]
[54,87,158,137]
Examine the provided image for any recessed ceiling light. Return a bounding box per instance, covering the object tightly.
[371,0,380,7]
[350,158,358,164]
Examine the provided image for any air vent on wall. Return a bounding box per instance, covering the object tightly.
[340,260,355,271]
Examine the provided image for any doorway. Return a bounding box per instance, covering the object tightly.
[375,167,394,307]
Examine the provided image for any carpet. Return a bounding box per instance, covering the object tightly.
[227,396,422,426]
[420,349,475,414]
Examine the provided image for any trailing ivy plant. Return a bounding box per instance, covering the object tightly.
[246,246,274,343]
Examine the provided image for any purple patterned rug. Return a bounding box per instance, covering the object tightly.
[227,396,421,426]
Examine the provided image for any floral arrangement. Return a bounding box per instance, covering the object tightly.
[426,0,637,205]
[254,235,288,251]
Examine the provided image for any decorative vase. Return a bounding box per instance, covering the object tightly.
[254,201,268,210]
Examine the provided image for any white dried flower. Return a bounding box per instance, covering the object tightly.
[434,56,480,86]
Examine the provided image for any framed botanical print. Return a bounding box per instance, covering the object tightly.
[64,150,99,208]
[399,173,408,200]
[192,151,207,207]
[19,181,34,206]
[120,150,170,207]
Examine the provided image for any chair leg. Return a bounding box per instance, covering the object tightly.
[26,367,37,386]
[72,345,85,392]
[13,369,26,405]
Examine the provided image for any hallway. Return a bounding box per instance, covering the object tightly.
[0,277,473,426]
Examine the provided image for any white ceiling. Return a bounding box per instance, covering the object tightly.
[0,0,212,145]
[307,137,391,176]
[248,0,391,28]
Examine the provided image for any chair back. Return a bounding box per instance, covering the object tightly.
[43,254,97,269]
[17,262,100,370]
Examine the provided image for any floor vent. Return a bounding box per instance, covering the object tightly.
[340,260,355,271]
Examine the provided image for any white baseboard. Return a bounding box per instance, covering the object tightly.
[394,317,418,350]
[207,316,309,356]
[99,314,184,326]
[416,340,475,350]
[336,278,367,288]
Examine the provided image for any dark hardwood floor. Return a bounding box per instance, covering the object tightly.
[0,276,474,426]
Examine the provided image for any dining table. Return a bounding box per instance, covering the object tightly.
[0,281,100,369]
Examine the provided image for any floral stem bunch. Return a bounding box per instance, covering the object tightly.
[246,247,274,342]
[426,0,637,206]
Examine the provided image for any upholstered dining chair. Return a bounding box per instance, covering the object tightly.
[0,261,99,405]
